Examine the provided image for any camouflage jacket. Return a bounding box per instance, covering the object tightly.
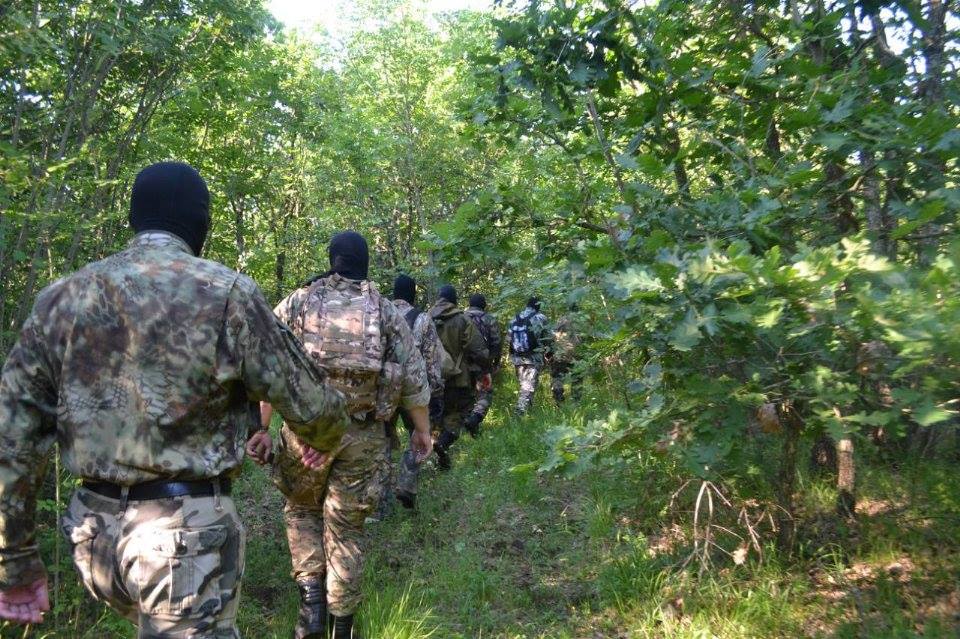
[509,307,554,367]
[0,232,348,589]
[274,275,431,421]
[465,307,503,371]
[429,299,489,388]
[552,313,583,362]
[393,299,444,395]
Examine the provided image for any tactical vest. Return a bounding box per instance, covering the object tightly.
[296,278,395,421]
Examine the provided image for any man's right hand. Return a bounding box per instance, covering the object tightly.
[0,578,49,624]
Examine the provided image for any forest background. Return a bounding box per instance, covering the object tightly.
[1,0,960,637]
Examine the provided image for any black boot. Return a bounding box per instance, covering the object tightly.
[434,430,458,471]
[331,614,360,639]
[463,412,482,438]
[294,578,327,639]
[395,489,416,509]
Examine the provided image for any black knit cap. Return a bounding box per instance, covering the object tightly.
[527,296,541,311]
[129,162,210,256]
[469,293,486,309]
[393,274,416,305]
[328,230,369,280]
[439,284,458,305]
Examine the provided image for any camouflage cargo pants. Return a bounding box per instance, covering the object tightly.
[549,359,583,403]
[61,486,245,639]
[515,364,542,414]
[274,423,387,617]
[469,386,494,424]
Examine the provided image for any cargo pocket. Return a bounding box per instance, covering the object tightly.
[61,514,102,599]
[137,525,228,616]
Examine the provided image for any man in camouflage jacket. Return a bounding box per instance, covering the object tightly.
[255,232,431,639]
[464,293,502,436]
[0,163,348,637]
[509,297,554,415]
[381,274,444,511]
[550,308,584,403]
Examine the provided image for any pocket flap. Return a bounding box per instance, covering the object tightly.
[151,525,228,558]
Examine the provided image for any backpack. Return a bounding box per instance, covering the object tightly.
[467,309,495,349]
[433,316,463,380]
[508,312,539,355]
[295,278,386,419]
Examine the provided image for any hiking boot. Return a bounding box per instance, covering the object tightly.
[331,614,360,639]
[395,489,416,509]
[434,430,458,471]
[294,578,327,639]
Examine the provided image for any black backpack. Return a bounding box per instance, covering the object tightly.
[508,312,538,355]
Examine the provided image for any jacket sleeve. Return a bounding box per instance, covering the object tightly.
[222,276,347,452]
[383,302,431,410]
[0,300,58,589]
[461,317,490,371]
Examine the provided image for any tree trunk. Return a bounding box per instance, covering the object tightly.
[776,403,802,552]
[836,435,856,518]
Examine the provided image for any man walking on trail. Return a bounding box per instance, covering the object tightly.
[509,297,554,415]
[0,162,348,637]
[253,232,432,639]
[430,285,489,470]
[550,305,584,404]
[380,274,445,512]
[464,293,502,436]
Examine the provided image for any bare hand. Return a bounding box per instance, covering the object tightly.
[411,428,433,463]
[0,578,49,624]
[245,430,273,466]
[301,445,331,471]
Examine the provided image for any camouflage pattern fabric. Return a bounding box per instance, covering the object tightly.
[0,231,347,590]
[464,307,503,372]
[275,425,387,617]
[469,386,494,424]
[273,275,429,617]
[274,274,430,418]
[509,308,554,368]
[549,360,583,403]
[61,487,244,639]
[393,299,444,395]
[515,364,542,415]
[552,314,582,363]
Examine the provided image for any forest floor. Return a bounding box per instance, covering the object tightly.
[5,384,960,638]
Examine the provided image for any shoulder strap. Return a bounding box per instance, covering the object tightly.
[404,306,421,330]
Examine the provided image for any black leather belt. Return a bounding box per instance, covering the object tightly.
[81,477,231,501]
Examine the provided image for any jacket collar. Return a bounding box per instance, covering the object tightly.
[129,231,194,255]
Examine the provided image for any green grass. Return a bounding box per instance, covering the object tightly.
[4,383,960,638]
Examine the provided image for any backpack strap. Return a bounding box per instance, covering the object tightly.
[404,306,421,331]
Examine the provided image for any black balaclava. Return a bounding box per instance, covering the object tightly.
[469,293,487,310]
[129,162,210,256]
[393,274,416,305]
[527,296,541,311]
[439,284,458,305]
[328,231,369,280]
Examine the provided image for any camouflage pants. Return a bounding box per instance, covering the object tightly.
[442,386,475,437]
[549,359,582,403]
[469,386,494,424]
[61,486,245,639]
[515,364,542,414]
[274,423,387,617]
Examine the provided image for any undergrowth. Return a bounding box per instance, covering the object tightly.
[3,382,959,638]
